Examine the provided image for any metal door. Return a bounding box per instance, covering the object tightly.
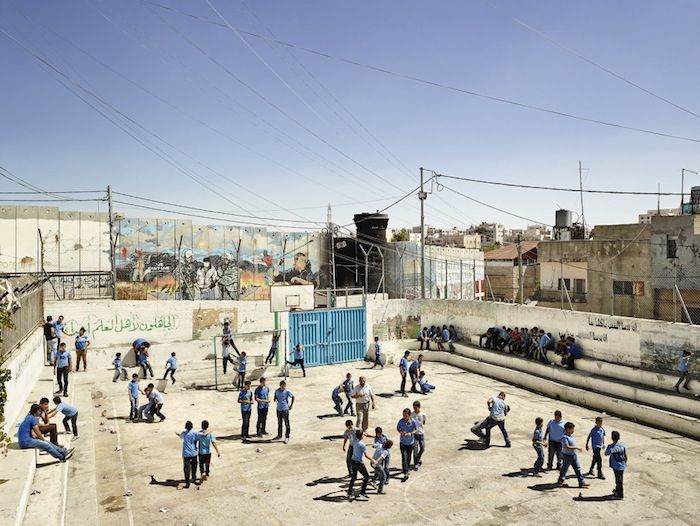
[288,306,366,366]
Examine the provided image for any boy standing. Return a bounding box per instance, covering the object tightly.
[411,401,426,467]
[397,408,418,481]
[605,430,627,499]
[557,422,590,488]
[399,350,410,397]
[371,336,383,369]
[273,380,295,443]
[237,352,247,389]
[342,419,357,477]
[163,352,177,384]
[128,374,141,421]
[54,343,71,397]
[50,396,79,439]
[177,421,200,489]
[674,350,693,392]
[342,373,355,416]
[74,327,90,372]
[544,410,565,470]
[198,420,221,481]
[238,380,253,439]
[113,352,127,382]
[532,417,547,474]
[586,416,606,479]
[254,377,270,436]
[409,355,423,393]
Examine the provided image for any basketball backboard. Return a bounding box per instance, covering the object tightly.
[270,284,315,313]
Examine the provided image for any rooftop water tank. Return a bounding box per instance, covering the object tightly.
[555,209,573,229]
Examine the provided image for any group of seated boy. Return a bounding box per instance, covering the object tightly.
[416,325,461,352]
[478,326,583,369]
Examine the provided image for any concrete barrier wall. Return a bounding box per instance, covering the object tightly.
[3,328,45,431]
[368,298,700,374]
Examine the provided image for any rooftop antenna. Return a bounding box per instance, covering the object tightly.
[657,183,661,215]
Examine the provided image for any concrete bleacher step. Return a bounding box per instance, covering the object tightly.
[406,348,700,440]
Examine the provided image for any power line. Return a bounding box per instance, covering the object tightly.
[435,173,685,196]
[146,1,700,145]
[484,0,700,122]
[0,190,105,194]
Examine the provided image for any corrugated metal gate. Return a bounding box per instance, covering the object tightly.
[288,307,366,366]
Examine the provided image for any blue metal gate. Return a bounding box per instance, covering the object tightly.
[288,307,366,366]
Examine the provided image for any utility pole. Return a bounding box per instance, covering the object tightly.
[419,167,427,299]
[560,256,564,310]
[516,234,523,304]
[578,160,586,233]
[107,185,116,300]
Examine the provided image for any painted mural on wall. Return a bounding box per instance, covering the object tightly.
[115,218,324,300]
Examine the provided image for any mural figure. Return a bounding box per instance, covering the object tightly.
[197,257,218,300]
[217,252,239,300]
[176,250,198,300]
[271,252,319,286]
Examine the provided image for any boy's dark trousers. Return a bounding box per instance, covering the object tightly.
[332,393,343,414]
[140,361,154,378]
[56,367,69,395]
[277,409,290,438]
[343,393,354,416]
[199,453,211,476]
[346,447,353,476]
[547,439,562,469]
[183,456,197,487]
[613,469,624,498]
[256,407,268,435]
[589,447,603,477]
[400,443,413,474]
[222,356,234,374]
[558,453,584,486]
[237,371,246,389]
[265,347,277,364]
[63,413,79,437]
[241,409,252,437]
[400,372,407,395]
[348,460,369,495]
[675,370,690,390]
[163,368,176,382]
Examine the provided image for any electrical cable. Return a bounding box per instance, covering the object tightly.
[146,1,700,145]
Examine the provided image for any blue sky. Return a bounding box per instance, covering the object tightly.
[2,0,699,233]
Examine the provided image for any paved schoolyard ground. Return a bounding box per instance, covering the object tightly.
[39,342,700,525]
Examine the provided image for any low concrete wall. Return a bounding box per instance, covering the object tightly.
[415,351,700,440]
[2,328,45,431]
[369,298,700,374]
[45,299,283,346]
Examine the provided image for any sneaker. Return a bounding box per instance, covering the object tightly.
[558,481,568,487]
[172,379,176,384]
[159,417,166,422]
[72,435,80,441]
[598,475,606,480]
[586,471,594,477]
[63,448,75,461]
[579,482,590,488]
[284,438,289,444]
[273,435,282,440]
[674,386,680,393]
[378,489,385,495]
[357,493,369,500]
[505,444,511,448]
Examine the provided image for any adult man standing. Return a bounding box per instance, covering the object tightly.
[74,327,90,372]
[471,392,511,448]
[399,350,410,397]
[254,377,270,437]
[43,316,57,365]
[273,380,294,444]
[544,410,565,471]
[351,376,375,432]
[54,343,71,397]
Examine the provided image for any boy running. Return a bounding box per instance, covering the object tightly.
[674,350,693,392]
[163,352,177,384]
[347,429,372,500]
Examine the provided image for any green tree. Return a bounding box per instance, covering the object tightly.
[391,228,409,242]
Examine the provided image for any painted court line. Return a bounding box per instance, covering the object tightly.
[111,399,135,526]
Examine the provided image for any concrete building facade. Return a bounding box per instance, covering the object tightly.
[484,241,538,302]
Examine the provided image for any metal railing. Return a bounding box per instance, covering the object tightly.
[0,280,44,364]
[43,272,113,301]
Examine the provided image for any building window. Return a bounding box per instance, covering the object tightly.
[557,278,571,291]
[667,236,678,259]
[574,279,586,294]
[613,280,633,295]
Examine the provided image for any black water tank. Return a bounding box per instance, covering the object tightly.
[354,212,389,245]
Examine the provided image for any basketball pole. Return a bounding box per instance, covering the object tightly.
[274,311,280,367]
[213,335,219,390]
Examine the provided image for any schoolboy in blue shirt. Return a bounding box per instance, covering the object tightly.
[54,343,71,397]
[342,419,357,477]
[342,373,355,416]
[371,439,393,494]
[605,430,627,499]
[674,350,692,392]
[585,416,606,479]
[128,373,141,421]
[399,350,410,397]
[409,355,423,393]
[332,383,344,415]
[198,419,220,481]
[254,377,270,437]
[176,421,201,489]
[273,380,294,443]
[113,352,126,382]
[397,408,418,481]
[544,410,565,470]
[50,396,79,439]
[163,352,177,384]
[532,417,547,474]
[238,380,253,439]
[237,352,247,389]
[348,429,372,500]
[557,422,589,488]
[371,336,383,369]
